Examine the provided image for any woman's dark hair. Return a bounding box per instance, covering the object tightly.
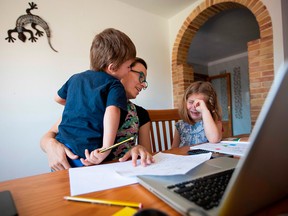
[130,57,147,70]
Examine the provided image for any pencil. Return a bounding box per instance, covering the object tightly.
[64,196,143,208]
[99,136,134,153]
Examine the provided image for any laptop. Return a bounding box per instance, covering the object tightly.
[138,62,288,216]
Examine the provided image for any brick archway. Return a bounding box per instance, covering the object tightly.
[172,0,274,125]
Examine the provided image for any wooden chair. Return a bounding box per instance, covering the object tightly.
[147,109,180,153]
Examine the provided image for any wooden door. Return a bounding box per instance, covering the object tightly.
[207,73,233,138]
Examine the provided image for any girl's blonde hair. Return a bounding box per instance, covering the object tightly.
[179,81,222,124]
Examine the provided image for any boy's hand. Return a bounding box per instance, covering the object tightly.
[80,148,110,166]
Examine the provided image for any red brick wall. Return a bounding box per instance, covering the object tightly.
[172,0,274,126]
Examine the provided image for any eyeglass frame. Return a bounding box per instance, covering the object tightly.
[130,69,148,90]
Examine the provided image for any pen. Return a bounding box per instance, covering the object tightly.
[99,136,134,153]
[64,196,143,208]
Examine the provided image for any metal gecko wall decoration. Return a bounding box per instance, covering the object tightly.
[5,2,58,52]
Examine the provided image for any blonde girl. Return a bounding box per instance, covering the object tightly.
[172,81,222,148]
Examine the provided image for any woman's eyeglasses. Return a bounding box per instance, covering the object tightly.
[130,69,148,90]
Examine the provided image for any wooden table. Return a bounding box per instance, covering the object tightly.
[0,147,188,216]
[0,146,287,216]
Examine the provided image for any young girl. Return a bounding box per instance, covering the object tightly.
[171,81,222,148]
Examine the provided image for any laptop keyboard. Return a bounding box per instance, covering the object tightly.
[167,169,234,210]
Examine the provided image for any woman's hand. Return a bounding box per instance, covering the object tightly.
[45,139,78,171]
[40,117,79,171]
[119,145,155,167]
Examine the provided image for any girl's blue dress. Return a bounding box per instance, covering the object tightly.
[175,120,208,147]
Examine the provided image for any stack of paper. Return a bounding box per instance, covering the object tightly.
[69,152,212,196]
[190,141,251,157]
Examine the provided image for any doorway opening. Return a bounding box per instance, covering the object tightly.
[189,8,259,136]
[172,0,274,132]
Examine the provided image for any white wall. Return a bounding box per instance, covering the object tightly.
[0,0,172,181]
[0,0,285,182]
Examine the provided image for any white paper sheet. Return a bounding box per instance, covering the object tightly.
[190,141,251,157]
[69,152,212,196]
[69,161,138,196]
[115,152,212,177]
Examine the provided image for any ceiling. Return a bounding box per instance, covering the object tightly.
[115,1,260,65]
[115,0,198,18]
[188,8,260,65]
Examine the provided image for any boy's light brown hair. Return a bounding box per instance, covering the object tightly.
[90,28,136,71]
[179,81,222,124]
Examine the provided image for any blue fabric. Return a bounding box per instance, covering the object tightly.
[175,120,208,147]
[67,158,84,168]
[56,70,127,159]
[61,103,149,167]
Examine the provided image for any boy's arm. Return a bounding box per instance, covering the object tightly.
[102,105,120,148]
[81,105,121,165]
[54,94,66,105]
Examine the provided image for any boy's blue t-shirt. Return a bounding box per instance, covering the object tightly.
[56,70,127,159]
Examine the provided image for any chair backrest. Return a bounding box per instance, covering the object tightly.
[147,109,180,152]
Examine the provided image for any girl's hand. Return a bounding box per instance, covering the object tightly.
[193,99,208,113]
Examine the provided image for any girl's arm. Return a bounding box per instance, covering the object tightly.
[194,99,222,143]
[201,109,222,143]
[171,129,181,148]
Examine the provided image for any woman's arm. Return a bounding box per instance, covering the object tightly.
[138,121,152,153]
[40,117,78,171]
[119,121,154,166]
[40,118,61,152]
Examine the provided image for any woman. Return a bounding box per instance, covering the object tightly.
[40,58,154,171]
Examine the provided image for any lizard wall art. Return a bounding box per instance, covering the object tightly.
[5,2,58,52]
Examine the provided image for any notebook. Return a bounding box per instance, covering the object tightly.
[138,62,288,216]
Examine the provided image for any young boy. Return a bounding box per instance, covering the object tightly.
[54,28,136,167]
